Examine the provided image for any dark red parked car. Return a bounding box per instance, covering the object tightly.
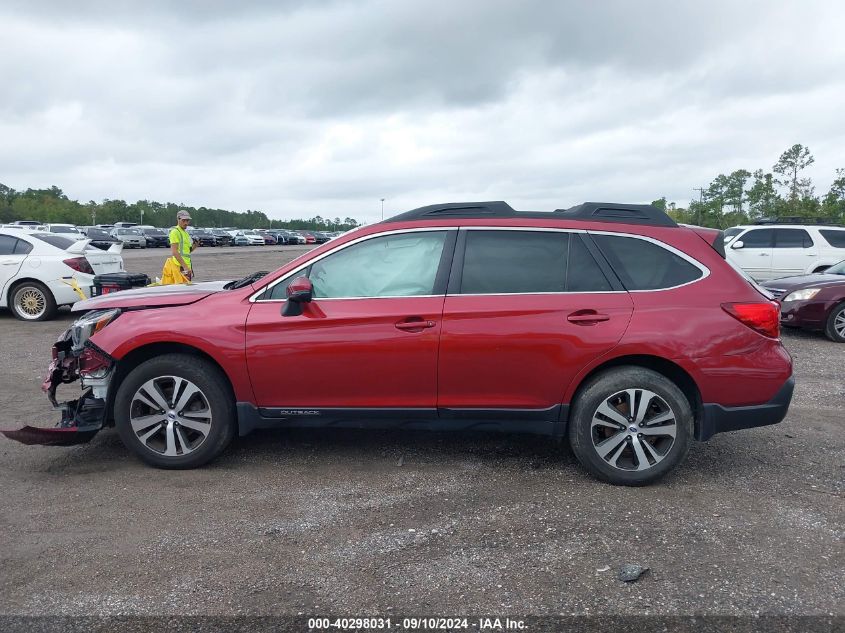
[762,259,845,342]
[3,202,794,485]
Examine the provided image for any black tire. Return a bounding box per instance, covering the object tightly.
[568,366,693,486]
[114,354,236,469]
[9,280,58,321]
[824,301,845,343]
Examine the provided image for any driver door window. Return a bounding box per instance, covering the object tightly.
[267,231,447,300]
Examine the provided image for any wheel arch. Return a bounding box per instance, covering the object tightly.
[565,354,703,437]
[107,342,236,423]
[6,276,54,304]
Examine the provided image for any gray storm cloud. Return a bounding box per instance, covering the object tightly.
[1,0,843,222]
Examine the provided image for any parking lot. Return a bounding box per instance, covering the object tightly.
[0,245,842,617]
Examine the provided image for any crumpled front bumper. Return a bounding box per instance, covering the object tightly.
[0,330,113,447]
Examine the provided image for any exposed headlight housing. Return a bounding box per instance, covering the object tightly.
[782,288,820,302]
[71,309,120,353]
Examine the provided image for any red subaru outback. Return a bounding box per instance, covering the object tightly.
[4,202,794,485]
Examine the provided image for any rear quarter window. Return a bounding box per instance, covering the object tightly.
[820,230,845,248]
[591,234,704,290]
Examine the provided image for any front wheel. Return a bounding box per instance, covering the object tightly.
[114,354,236,469]
[568,367,693,486]
[825,302,845,343]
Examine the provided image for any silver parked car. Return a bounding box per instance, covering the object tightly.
[110,227,146,249]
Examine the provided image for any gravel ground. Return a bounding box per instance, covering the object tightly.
[0,246,842,618]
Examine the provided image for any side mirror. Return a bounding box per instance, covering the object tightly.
[731,240,744,249]
[281,276,313,317]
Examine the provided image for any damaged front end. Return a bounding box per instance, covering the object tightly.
[1,309,120,446]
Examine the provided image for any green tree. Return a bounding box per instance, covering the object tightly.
[821,168,845,221]
[725,169,751,214]
[773,144,815,209]
[745,170,779,219]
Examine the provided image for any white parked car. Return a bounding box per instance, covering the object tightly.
[110,227,146,249]
[44,223,86,240]
[0,229,125,321]
[725,224,845,281]
[235,230,265,246]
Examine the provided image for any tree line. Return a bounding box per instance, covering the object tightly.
[654,144,845,228]
[0,184,362,232]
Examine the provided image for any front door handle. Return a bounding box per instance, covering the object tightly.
[1,259,18,265]
[395,318,436,331]
[758,253,770,256]
[567,310,610,325]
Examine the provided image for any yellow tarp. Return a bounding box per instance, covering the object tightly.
[160,258,191,285]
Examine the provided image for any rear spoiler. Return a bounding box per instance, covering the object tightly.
[65,239,123,255]
[685,226,726,258]
[65,239,92,254]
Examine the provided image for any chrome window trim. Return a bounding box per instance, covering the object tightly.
[250,225,711,302]
[250,227,452,303]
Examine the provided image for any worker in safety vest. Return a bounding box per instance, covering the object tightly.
[161,209,198,284]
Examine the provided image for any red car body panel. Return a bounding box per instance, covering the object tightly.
[438,293,633,409]
[245,296,444,407]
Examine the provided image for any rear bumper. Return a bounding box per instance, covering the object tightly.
[697,376,794,441]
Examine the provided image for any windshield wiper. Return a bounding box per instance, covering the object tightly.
[224,271,270,290]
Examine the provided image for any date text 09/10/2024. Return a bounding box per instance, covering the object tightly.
[307,617,526,630]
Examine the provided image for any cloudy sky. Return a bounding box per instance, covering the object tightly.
[2,0,844,223]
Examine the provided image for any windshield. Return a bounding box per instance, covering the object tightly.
[51,226,78,234]
[118,229,140,235]
[723,228,743,243]
[144,229,165,236]
[87,229,111,239]
[825,260,845,275]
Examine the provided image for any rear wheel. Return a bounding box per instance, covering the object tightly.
[10,281,57,321]
[114,354,236,468]
[568,367,693,486]
[824,302,845,343]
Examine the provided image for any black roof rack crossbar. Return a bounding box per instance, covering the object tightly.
[555,202,677,227]
[385,200,677,227]
[386,201,517,222]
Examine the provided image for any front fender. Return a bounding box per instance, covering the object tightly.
[89,304,253,402]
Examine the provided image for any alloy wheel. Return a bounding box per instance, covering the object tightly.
[129,376,213,456]
[590,388,677,472]
[14,286,47,319]
[834,308,845,339]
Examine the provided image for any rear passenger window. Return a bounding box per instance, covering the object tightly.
[460,231,569,294]
[592,234,703,290]
[774,229,813,248]
[0,235,17,255]
[738,229,774,248]
[820,230,845,248]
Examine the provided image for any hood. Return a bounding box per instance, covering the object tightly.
[762,273,845,291]
[72,280,231,312]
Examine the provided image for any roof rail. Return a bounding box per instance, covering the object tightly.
[754,216,843,226]
[385,201,677,227]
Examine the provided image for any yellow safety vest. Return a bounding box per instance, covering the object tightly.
[169,226,192,269]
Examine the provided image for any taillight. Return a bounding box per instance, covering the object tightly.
[721,302,780,338]
[63,257,95,275]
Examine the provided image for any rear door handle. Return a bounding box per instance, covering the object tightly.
[759,253,769,257]
[567,310,610,325]
[395,319,436,331]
